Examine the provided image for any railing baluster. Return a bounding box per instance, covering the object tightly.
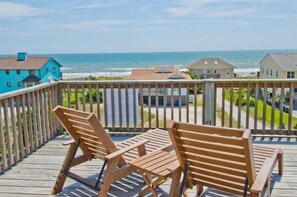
[254,83,259,134]
[0,101,8,171]
[82,84,86,112]
[288,83,294,134]
[271,83,276,134]
[229,84,233,128]
[103,84,108,128]
[89,84,93,113]
[155,83,159,128]
[178,83,181,122]
[40,90,47,142]
[186,84,189,123]
[96,84,101,120]
[75,85,79,110]
[237,84,242,129]
[262,83,267,134]
[163,83,167,128]
[111,84,115,131]
[9,97,19,161]
[148,83,151,129]
[15,96,25,158]
[133,84,137,131]
[27,93,34,149]
[67,84,71,108]
[140,83,144,131]
[21,94,30,154]
[171,82,174,120]
[194,83,197,124]
[125,84,129,131]
[246,84,250,129]
[279,83,285,134]
[221,86,225,127]
[3,99,13,165]
[31,92,39,148]
[36,90,43,145]
[118,84,122,130]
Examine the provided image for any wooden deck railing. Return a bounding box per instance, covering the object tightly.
[0,82,59,172]
[1,79,297,172]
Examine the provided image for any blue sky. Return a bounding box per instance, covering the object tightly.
[0,0,296,54]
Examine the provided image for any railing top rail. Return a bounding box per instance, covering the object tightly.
[59,79,297,85]
[0,82,58,100]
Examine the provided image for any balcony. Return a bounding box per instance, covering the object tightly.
[0,79,296,196]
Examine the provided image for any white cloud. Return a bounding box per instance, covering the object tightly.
[0,2,43,19]
[62,20,130,31]
[71,1,127,9]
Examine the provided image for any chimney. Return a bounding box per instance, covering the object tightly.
[17,52,28,61]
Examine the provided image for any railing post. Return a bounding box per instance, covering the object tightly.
[57,82,64,133]
[204,81,215,125]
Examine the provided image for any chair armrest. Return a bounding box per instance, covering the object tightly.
[251,158,274,193]
[168,160,180,172]
[105,139,149,160]
[62,140,75,146]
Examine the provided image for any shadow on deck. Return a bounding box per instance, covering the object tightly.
[0,135,296,197]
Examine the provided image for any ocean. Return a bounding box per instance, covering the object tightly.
[2,49,297,78]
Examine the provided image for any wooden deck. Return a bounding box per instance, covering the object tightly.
[0,134,296,197]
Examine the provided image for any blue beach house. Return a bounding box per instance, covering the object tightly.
[0,52,62,94]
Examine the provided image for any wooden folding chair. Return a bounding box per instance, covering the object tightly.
[168,121,283,197]
[51,106,172,196]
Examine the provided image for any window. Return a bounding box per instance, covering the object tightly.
[46,68,49,73]
[5,70,9,75]
[276,71,278,77]
[287,71,295,79]
[226,70,230,76]
[52,67,56,73]
[29,70,35,76]
[16,70,20,75]
[214,70,217,74]
[270,70,273,76]
[17,82,22,87]
[262,68,264,74]
[7,82,11,87]
[266,69,268,75]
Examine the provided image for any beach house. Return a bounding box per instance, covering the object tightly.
[259,53,297,79]
[187,58,236,79]
[259,53,297,110]
[124,66,192,106]
[0,52,62,94]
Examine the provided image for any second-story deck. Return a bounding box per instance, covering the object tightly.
[0,134,295,197]
[1,79,297,196]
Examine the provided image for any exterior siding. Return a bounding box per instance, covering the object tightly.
[0,69,34,94]
[40,59,61,80]
[259,55,283,79]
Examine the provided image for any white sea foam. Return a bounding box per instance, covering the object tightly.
[61,67,72,70]
[234,68,259,74]
[62,71,132,79]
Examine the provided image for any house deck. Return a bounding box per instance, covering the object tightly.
[0,135,296,197]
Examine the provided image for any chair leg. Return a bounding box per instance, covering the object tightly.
[196,184,203,195]
[51,143,78,195]
[98,158,120,197]
[278,150,283,175]
[169,167,182,197]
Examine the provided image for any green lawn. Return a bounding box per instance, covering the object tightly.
[225,88,297,129]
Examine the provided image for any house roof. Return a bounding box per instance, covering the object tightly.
[0,57,61,70]
[187,58,236,69]
[22,75,40,83]
[262,53,297,71]
[123,66,191,80]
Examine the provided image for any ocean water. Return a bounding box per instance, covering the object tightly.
[2,49,297,78]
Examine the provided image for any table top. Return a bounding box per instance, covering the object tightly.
[129,150,178,177]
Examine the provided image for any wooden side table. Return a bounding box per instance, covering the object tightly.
[129,150,182,197]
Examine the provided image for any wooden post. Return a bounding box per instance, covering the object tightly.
[204,81,215,125]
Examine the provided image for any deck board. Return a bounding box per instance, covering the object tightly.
[0,135,296,196]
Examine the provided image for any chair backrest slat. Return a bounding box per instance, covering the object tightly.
[53,106,125,165]
[168,121,256,196]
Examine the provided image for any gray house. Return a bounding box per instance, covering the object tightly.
[187,58,236,79]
